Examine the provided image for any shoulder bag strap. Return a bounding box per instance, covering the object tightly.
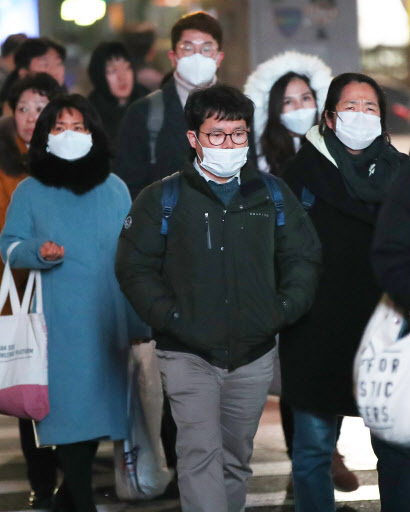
[0,242,22,314]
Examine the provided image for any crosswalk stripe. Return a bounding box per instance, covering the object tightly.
[246,485,380,506]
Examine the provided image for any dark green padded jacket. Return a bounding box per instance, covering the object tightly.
[115,160,322,370]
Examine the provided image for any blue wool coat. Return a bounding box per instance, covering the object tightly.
[0,174,144,445]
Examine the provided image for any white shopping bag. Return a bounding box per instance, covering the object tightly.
[354,293,410,446]
[114,340,173,500]
[0,242,49,421]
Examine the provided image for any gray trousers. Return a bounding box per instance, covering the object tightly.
[156,349,274,512]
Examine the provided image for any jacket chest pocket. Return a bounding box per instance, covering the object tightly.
[168,205,225,254]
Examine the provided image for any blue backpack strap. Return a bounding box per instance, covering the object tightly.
[260,172,285,227]
[160,172,181,236]
[301,186,315,212]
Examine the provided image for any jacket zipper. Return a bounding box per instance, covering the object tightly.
[204,212,212,249]
[222,209,232,370]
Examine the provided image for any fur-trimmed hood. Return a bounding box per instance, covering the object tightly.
[29,144,111,195]
[244,51,333,153]
[0,116,27,176]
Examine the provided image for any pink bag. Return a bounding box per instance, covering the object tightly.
[0,242,49,421]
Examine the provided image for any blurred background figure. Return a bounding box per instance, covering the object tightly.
[0,72,63,510]
[88,41,148,152]
[0,33,27,91]
[122,23,164,92]
[0,37,66,115]
[116,11,224,200]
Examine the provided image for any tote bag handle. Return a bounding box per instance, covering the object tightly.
[0,242,22,314]
[21,270,43,315]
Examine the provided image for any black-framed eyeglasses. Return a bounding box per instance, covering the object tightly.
[177,42,218,57]
[199,130,249,146]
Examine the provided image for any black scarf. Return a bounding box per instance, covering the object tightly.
[324,127,401,203]
[29,144,110,195]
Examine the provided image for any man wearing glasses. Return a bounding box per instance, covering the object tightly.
[116,11,224,200]
[116,84,322,512]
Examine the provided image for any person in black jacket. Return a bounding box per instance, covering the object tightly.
[115,84,322,512]
[371,167,410,511]
[115,11,225,200]
[281,73,409,512]
[88,41,148,150]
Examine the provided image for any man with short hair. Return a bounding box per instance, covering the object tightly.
[0,37,66,115]
[15,37,66,86]
[115,84,322,512]
[0,33,27,90]
[115,11,225,200]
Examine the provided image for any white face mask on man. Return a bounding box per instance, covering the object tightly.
[334,111,382,150]
[47,130,93,161]
[195,135,249,178]
[176,53,217,86]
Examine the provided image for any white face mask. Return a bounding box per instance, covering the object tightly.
[196,136,249,178]
[47,130,93,161]
[280,107,317,136]
[335,111,382,150]
[176,53,217,86]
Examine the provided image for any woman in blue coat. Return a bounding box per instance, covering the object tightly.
[0,94,145,512]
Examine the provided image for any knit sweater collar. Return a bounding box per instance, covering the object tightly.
[173,70,217,107]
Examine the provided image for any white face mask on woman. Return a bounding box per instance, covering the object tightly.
[47,130,93,161]
[334,111,382,150]
[280,107,317,136]
[196,136,249,178]
[177,53,217,86]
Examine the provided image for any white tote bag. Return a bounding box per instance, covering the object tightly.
[114,340,173,500]
[354,293,410,446]
[0,242,49,421]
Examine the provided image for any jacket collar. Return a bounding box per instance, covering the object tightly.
[181,157,268,206]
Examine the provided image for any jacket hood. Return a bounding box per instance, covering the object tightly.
[244,51,333,153]
[29,144,111,195]
[88,42,140,104]
[0,116,27,176]
[305,125,337,167]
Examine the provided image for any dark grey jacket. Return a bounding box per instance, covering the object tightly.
[115,77,190,200]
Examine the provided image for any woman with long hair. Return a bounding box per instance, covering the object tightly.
[244,51,332,176]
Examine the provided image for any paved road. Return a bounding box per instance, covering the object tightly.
[0,397,381,511]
